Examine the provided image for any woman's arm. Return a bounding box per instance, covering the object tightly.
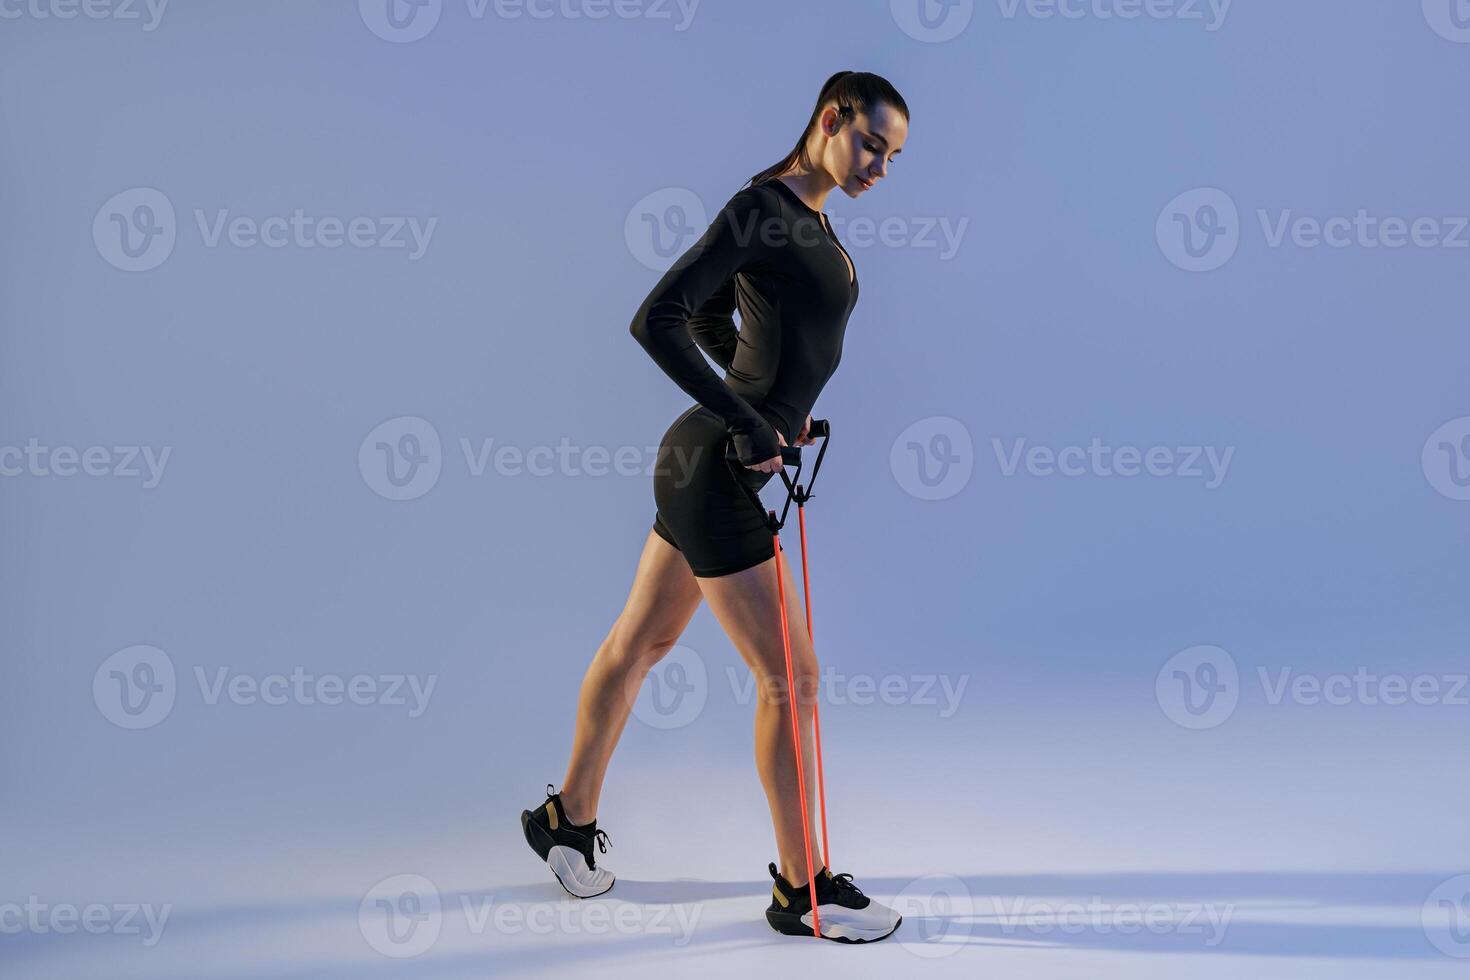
[687,277,739,371]
[629,186,779,466]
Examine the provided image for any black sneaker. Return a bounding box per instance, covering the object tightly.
[766,862,902,942]
[519,783,614,898]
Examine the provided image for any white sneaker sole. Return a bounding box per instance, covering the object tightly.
[521,808,615,899]
[769,899,903,942]
[804,903,902,942]
[546,844,615,899]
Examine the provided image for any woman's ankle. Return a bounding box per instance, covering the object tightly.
[779,861,814,889]
[559,788,596,827]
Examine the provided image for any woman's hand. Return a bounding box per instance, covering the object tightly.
[795,414,816,446]
[746,429,787,474]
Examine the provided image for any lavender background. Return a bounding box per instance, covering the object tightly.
[3,1,1468,977]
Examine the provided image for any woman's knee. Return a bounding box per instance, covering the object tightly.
[792,653,821,708]
[749,649,819,709]
[603,619,679,675]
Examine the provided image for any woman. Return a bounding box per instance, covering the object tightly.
[520,70,910,943]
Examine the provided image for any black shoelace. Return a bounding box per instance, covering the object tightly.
[585,829,611,869]
[545,783,610,861]
[827,871,864,901]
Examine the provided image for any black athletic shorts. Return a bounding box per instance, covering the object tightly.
[651,404,787,577]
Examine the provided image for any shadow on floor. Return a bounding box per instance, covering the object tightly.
[6,870,1458,979]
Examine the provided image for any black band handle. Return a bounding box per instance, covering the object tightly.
[726,444,802,466]
[722,418,831,531]
[724,418,829,468]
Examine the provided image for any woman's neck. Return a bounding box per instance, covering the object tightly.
[774,171,835,216]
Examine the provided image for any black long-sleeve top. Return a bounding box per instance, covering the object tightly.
[629,178,858,466]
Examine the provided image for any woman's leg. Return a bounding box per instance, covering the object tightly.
[695,547,823,887]
[558,528,704,825]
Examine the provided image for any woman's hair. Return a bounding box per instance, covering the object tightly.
[746,70,909,188]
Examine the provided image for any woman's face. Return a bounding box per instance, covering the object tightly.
[821,100,907,198]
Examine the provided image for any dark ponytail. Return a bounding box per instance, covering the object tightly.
[746,71,909,189]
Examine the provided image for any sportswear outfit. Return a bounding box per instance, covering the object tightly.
[518,178,898,944]
[630,177,858,577]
